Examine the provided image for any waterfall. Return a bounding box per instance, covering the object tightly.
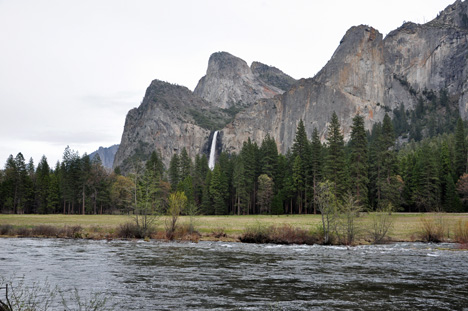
[208,131,218,170]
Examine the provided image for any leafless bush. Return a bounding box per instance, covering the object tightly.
[240,225,319,245]
[420,216,446,242]
[0,224,14,235]
[15,227,31,237]
[115,222,145,239]
[454,219,468,245]
[368,203,394,244]
[58,226,83,239]
[211,227,227,239]
[31,225,59,237]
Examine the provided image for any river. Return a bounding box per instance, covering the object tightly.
[1,238,467,310]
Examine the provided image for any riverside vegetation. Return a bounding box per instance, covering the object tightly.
[1,213,468,246]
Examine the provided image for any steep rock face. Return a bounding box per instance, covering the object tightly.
[222,1,468,154]
[113,80,215,172]
[251,61,297,91]
[89,144,119,169]
[115,1,468,170]
[223,25,388,152]
[194,52,284,109]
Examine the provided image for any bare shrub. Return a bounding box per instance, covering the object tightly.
[268,225,318,245]
[334,192,362,245]
[454,220,468,245]
[419,216,446,242]
[240,225,319,245]
[0,224,14,235]
[116,222,144,239]
[16,227,31,237]
[239,225,269,243]
[31,225,59,237]
[0,276,112,311]
[211,227,227,239]
[59,226,83,239]
[368,203,394,244]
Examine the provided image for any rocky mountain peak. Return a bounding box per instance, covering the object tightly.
[194,51,285,109]
[205,51,251,78]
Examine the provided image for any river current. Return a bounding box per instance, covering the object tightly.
[1,238,467,310]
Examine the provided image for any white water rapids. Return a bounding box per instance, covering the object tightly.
[208,131,218,170]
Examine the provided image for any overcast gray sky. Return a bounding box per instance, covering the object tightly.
[0,0,455,167]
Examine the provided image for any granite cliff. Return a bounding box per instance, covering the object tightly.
[193,52,293,109]
[114,0,468,171]
[222,0,468,153]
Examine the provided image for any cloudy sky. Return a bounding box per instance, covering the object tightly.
[0,0,455,167]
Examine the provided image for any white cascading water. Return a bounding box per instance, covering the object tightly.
[208,131,218,170]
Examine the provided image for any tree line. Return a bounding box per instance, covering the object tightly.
[1,111,468,215]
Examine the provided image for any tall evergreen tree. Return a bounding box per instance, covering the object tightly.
[260,134,279,179]
[349,114,369,206]
[232,157,248,215]
[169,153,180,190]
[325,112,348,199]
[310,128,323,214]
[210,164,228,215]
[35,156,50,214]
[455,117,467,178]
[179,147,192,178]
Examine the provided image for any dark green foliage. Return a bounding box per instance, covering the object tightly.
[349,114,369,206]
[210,164,228,215]
[168,153,180,190]
[455,117,467,178]
[325,112,348,199]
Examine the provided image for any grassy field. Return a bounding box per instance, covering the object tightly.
[1,213,468,242]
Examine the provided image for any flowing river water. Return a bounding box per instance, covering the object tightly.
[1,238,467,310]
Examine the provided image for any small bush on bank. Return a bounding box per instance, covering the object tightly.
[240,225,319,245]
[419,216,446,242]
[31,225,59,237]
[0,224,14,235]
[58,225,83,238]
[211,227,227,239]
[115,222,143,239]
[454,220,468,244]
[16,227,31,236]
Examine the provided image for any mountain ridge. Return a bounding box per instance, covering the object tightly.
[113,0,468,172]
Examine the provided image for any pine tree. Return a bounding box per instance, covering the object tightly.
[292,155,304,214]
[310,128,323,214]
[169,153,180,190]
[179,147,192,178]
[325,111,348,199]
[455,117,467,178]
[36,156,50,214]
[232,157,248,215]
[260,134,278,179]
[201,170,213,214]
[349,114,369,206]
[210,164,228,215]
[146,151,164,181]
[444,173,462,212]
[378,114,399,208]
[411,143,439,211]
[292,119,309,161]
[240,138,260,214]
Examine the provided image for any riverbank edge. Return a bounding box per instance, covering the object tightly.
[0,226,465,247]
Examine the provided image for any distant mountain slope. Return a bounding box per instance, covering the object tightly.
[89,144,119,169]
